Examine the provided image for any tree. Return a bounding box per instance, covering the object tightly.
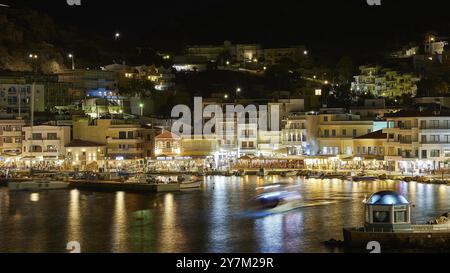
[417,78,449,97]
[335,56,355,84]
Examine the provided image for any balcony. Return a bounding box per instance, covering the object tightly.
[2,131,22,137]
[420,141,450,145]
[27,138,60,141]
[108,148,144,154]
[107,137,143,144]
[421,126,450,130]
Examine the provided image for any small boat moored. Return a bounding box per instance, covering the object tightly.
[349,173,377,182]
[177,175,202,189]
[8,181,69,191]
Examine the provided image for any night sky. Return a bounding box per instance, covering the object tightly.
[2,0,450,60]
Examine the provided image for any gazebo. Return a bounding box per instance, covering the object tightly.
[364,191,412,232]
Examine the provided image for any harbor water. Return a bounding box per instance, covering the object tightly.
[0,176,449,253]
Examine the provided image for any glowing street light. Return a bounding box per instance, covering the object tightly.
[68,53,75,70]
[29,54,38,59]
[139,103,144,116]
[115,32,121,40]
[324,80,329,85]
[236,87,241,93]
[224,94,229,99]
[303,50,308,55]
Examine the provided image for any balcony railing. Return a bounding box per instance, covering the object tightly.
[421,141,450,144]
[421,126,450,130]
[27,138,60,141]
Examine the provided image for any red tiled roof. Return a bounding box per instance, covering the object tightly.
[155,130,180,140]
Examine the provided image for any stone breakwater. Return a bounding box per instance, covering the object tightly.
[427,212,450,225]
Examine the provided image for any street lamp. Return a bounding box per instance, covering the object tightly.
[68,53,75,70]
[303,50,308,55]
[224,94,229,100]
[115,32,121,40]
[139,103,144,116]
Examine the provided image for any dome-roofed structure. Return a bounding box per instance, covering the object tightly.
[367,191,409,206]
[364,191,412,232]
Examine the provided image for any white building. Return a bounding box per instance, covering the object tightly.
[65,139,106,170]
[384,106,450,172]
[21,125,71,162]
[0,118,26,158]
[351,65,420,98]
[0,83,45,114]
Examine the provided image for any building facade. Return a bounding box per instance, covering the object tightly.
[21,125,71,162]
[73,118,154,160]
[384,107,450,172]
[0,118,26,157]
[351,65,420,98]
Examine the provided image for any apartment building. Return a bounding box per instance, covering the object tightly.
[351,65,420,98]
[0,118,26,157]
[73,118,155,160]
[384,106,450,172]
[21,125,71,161]
[317,113,374,156]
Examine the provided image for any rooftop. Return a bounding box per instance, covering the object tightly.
[354,130,387,140]
[384,104,450,118]
[155,130,180,140]
[367,191,409,206]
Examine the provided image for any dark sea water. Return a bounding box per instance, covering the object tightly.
[0,176,449,253]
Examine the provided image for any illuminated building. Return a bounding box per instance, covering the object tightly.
[73,118,154,160]
[351,65,420,98]
[384,106,450,172]
[21,125,71,163]
[154,130,181,157]
[0,118,26,158]
[65,139,105,170]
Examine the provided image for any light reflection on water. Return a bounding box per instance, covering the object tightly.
[0,177,450,253]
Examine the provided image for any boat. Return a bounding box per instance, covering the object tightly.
[306,172,324,179]
[343,191,450,250]
[8,181,69,191]
[178,175,202,189]
[349,173,377,182]
[250,183,302,214]
[283,171,298,177]
[250,190,302,214]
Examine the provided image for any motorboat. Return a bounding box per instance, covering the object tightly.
[284,171,298,177]
[250,182,302,214]
[178,175,202,189]
[8,181,69,191]
[349,173,377,182]
[306,172,324,179]
[249,190,302,214]
[126,174,147,183]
